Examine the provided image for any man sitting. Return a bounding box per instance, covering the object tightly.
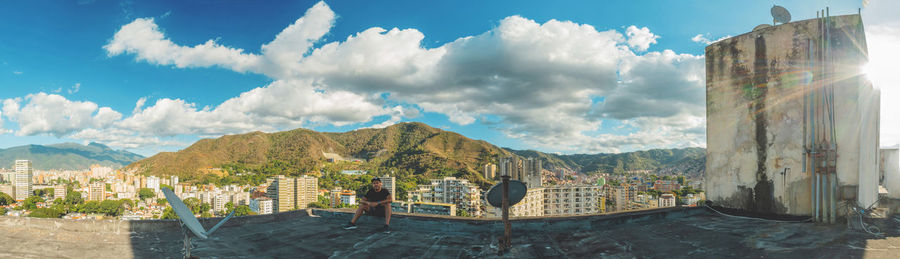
[343,177,392,233]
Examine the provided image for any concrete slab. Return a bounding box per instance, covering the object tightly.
[1,207,899,258]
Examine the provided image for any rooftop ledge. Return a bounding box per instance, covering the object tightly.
[2,206,899,258]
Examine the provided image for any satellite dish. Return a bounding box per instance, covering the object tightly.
[771,5,791,24]
[485,180,528,207]
[753,24,772,31]
[162,187,236,257]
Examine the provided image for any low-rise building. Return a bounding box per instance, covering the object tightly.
[659,193,676,208]
[340,190,357,206]
[411,202,456,216]
[250,197,273,215]
[409,177,481,217]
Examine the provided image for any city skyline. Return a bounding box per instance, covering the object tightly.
[1,0,898,158]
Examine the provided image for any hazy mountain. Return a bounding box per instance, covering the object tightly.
[0,142,145,170]
[508,147,706,178]
[125,122,706,187]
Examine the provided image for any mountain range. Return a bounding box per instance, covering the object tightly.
[124,122,705,187]
[0,142,144,170]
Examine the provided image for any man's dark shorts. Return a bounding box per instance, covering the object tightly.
[365,204,386,217]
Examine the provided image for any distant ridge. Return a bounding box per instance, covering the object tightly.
[126,122,706,187]
[0,142,145,170]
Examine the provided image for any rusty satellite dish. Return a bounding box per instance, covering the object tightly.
[771,5,791,24]
[753,24,773,31]
[486,180,528,207]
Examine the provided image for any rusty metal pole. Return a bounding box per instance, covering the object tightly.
[501,174,511,254]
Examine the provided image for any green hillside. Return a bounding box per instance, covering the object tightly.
[125,122,515,189]
[0,142,144,170]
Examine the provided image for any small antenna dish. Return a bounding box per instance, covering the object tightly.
[485,180,528,207]
[162,187,236,258]
[753,24,773,31]
[771,5,791,24]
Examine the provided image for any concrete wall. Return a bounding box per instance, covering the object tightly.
[884,148,900,199]
[705,14,876,216]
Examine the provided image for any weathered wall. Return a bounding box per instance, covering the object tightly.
[705,14,874,216]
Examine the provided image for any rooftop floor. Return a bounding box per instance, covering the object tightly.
[1,207,899,258]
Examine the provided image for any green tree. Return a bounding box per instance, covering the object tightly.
[183,197,201,214]
[78,201,101,214]
[63,191,84,211]
[200,203,211,214]
[161,207,178,219]
[160,184,174,191]
[200,211,212,218]
[158,198,167,206]
[99,200,126,216]
[456,209,469,217]
[0,192,13,206]
[28,208,63,218]
[230,205,254,216]
[0,207,7,215]
[225,201,234,213]
[138,188,155,200]
[23,196,45,210]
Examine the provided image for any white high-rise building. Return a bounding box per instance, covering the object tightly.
[295,176,318,209]
[379,174,396,199]
[14,160,33,201]
[213,194,228,213]
[484,164,497,180]
[498,157,541,187]
[543,185,600,216]
[146,176,160,193]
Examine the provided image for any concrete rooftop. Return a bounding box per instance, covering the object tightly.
[1,207,899,258]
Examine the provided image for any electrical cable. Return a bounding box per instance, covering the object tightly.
[704,205,812,223]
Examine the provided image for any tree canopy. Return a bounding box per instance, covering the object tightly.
[138,188,155,200]
[0,192,13,206]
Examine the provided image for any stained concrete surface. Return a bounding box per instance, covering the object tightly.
[1,207,899,258]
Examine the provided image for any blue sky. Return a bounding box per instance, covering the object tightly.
[1,0,897,157]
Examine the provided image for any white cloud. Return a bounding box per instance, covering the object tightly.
[599,50,705,119]
[70,128,186,149]
[119,79,385,137]
[1,93,122,137]
[12,71,22,75]
[625,25,659,52]
[103,17,264,74]
[68,83,80,94]
[132,97,146,114]
[691,34,731,45]
[100,2,709,153]
[104,1,336,79]
[367,105,420,129]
